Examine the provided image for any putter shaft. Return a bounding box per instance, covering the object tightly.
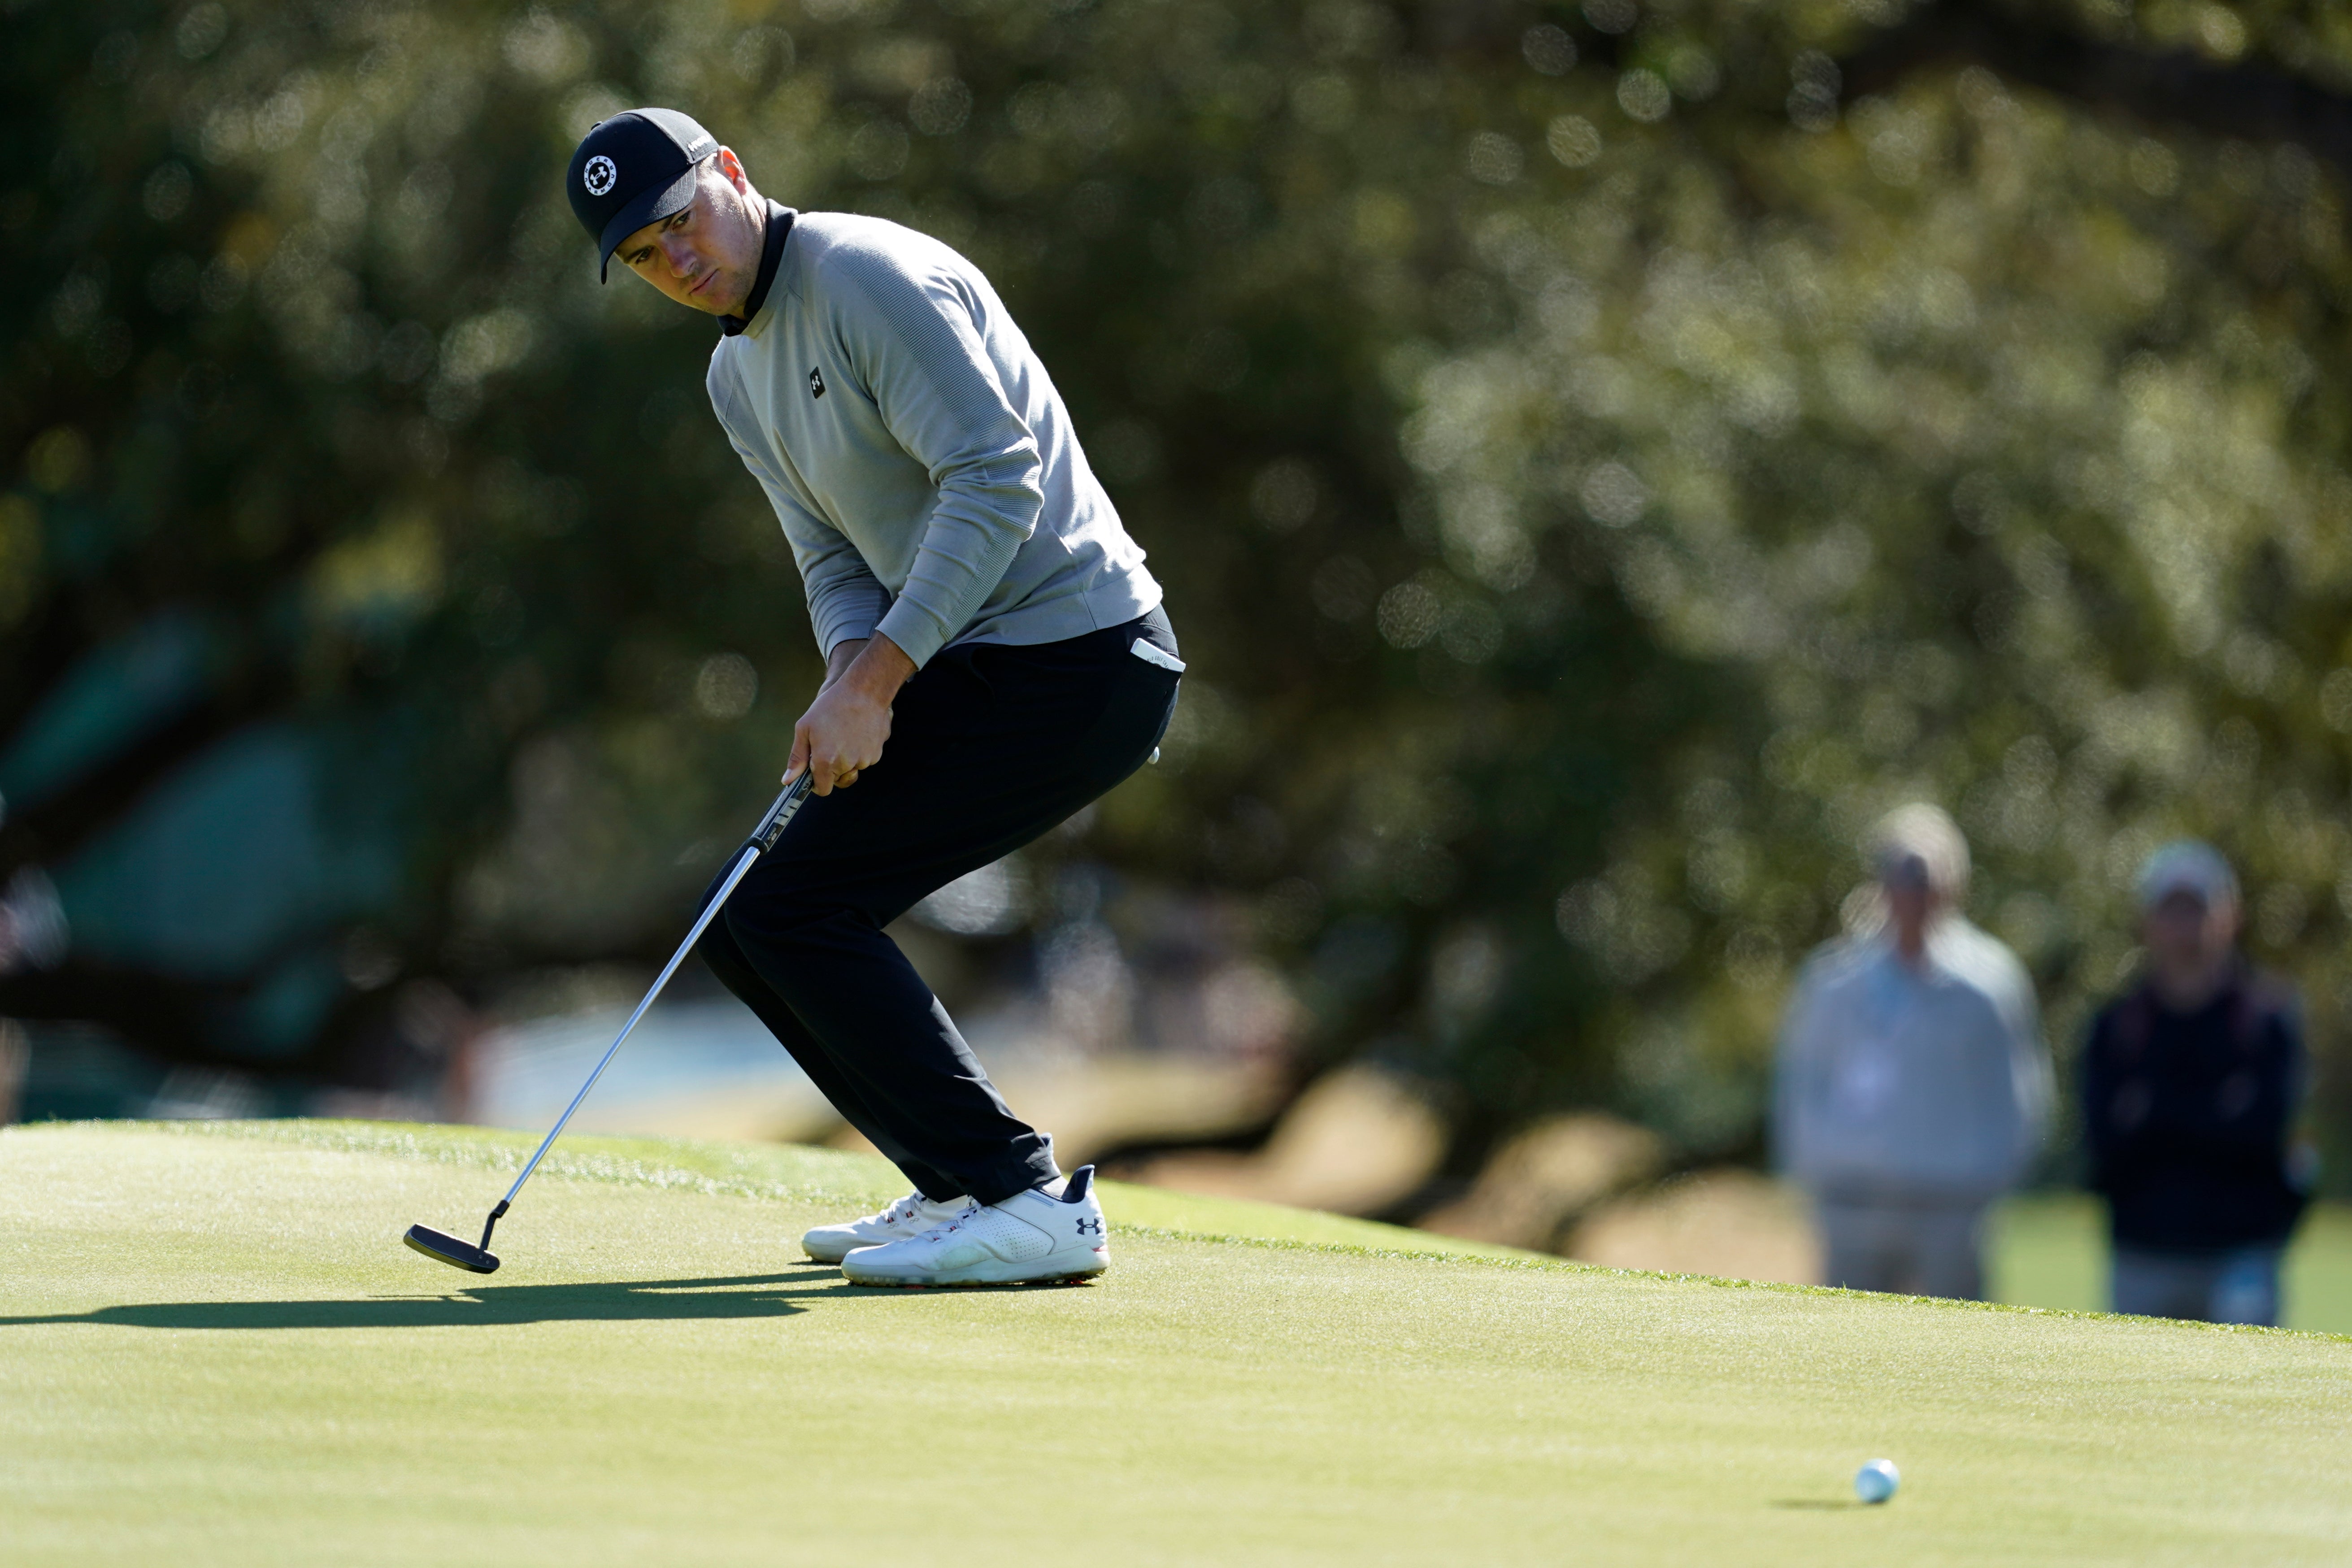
[478,773,816,1247]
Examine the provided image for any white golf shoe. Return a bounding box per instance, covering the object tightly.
[802,1191,973,1264]
[840,1166,1110,1287]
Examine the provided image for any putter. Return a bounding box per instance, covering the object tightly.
[403,771,816,1274]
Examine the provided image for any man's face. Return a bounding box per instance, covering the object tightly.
[1879,855,1939,941]
[2144,888,2233,976]
[613,150,765,317]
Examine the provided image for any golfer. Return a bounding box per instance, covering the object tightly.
[566,109,1178,1286]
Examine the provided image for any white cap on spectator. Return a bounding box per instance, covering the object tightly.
[1866,802,1970,899]
[2137,840,2237,912]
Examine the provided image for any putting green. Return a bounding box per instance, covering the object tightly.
[2,1121,2346,1566]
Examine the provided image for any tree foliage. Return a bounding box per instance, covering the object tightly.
[4,0,2351,1179]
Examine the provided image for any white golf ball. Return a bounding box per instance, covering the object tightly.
[1853,1458,1900,1504]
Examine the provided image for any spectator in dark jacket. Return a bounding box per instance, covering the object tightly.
[2083,842,2309,1325]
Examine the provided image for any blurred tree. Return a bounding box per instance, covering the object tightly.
[1,0,2349,1184]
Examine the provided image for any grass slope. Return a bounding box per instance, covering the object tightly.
[2,1120,2347,1567]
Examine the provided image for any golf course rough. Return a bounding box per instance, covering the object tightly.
[0,1122,2344,1567]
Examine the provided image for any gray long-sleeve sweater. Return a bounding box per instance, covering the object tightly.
[705,209,1159,668]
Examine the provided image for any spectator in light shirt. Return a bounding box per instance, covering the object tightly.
[1774,804,2053,1299]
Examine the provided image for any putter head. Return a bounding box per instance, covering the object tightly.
[404,1224,501,1274]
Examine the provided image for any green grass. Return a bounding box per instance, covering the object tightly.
[3,1121,2349,1566]
[1991,1192,2352,1334]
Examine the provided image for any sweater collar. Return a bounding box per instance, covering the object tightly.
[2136,955,2250,1020]
[719,202,795,338]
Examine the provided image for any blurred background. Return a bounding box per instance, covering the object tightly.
[5,0,2352,1323]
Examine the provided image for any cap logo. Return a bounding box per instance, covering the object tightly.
[583,155,617,197]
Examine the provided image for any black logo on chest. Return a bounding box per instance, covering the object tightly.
[809,366,827,399]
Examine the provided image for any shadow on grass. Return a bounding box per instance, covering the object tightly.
[1769,1500,1870,1511]
[3,1261,1099,1330]
[0,1268,866,1330]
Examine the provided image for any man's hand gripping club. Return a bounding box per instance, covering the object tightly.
[787,633,917,795]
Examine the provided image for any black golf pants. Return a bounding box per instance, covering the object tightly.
[695,607,1180,1207]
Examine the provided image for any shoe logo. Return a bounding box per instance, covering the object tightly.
[809,366,827,399]
[1074,1216,1103,1235]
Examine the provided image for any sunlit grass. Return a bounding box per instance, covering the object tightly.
[3,1121,2348,1567]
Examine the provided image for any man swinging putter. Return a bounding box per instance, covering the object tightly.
[567,109,1180,1286]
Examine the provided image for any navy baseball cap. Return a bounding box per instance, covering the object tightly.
[566,108,720,281]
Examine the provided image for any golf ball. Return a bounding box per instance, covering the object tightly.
[1853,1459,1900,1504]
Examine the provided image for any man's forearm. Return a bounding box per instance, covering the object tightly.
[822,634,916,700]
[821,638,864,691]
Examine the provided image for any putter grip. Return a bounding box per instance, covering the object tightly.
[745,772,816,853]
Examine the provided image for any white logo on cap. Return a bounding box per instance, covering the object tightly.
[583,155,617,197]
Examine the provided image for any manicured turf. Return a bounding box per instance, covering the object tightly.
[3,1121,2348,1565]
